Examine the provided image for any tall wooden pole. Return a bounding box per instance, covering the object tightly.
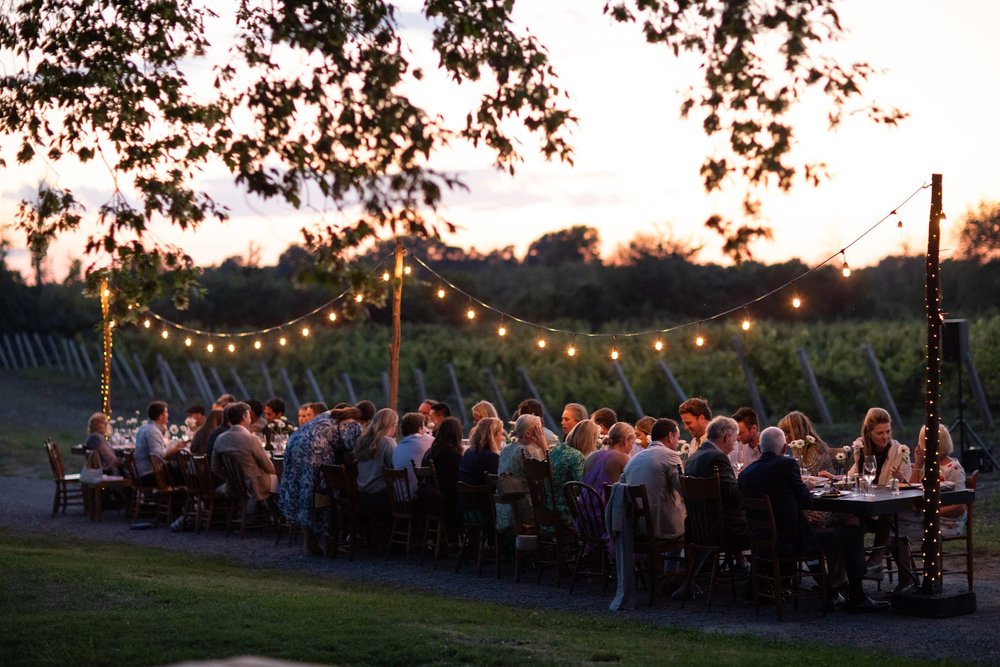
[100,277,113,416]
[388,239,404,413]
[920,173,944,594]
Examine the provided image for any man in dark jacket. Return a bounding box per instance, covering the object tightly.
[739,426,889,613]
[684,416,747,549]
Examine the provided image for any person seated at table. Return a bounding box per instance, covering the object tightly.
[263,397,287,424]
[421,416,464,536]
[776,410,835,477]
[429,401,451,433]
[185,405,206,433]
[631,416,655,456]
[459,417,503,486]
[84,412,122,475]
[684,416,748,552]
[354,400,376,430]
[133,400,185,486]
[212,402,277,506]
[212,393,236,411]
[739,427,890,612]
[279,405,363,555]
[620,418,686,540]
[392,412,434,496]
[890,424,967,592]
[848,407,913,571]
[246,399,266,434]
[496,414,547,531]
[729,407,761,472]
[516,398,559,449]
[190,408,224,456]
[550,419,600,525]
[560,402,588,438]
[350,407,397,509]
[590,407,617,437]
[298,401,327,427]
[582,422,632,493]
[470,400,499,427]
[678,397,711,455]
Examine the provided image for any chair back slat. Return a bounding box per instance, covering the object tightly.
[563,481,604,542]
[221,454,250,500]
[681,473,725,548]
[149,455,174,492]
[523,456,561,527]
[742,494,777,559]
[44,440,66,479]
[384,466,416,514]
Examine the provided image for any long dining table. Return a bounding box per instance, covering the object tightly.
[810,484,975,516]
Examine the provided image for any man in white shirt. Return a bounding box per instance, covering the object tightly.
[678,397,711,455]
[133,400,185,485]
[391,412,434,496]
[729,406,761,472]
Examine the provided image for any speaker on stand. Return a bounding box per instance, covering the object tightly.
[943,319,995,473]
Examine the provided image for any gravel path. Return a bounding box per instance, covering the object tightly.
[2,475,995,664]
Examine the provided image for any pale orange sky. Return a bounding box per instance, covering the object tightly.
[2,0,998,279]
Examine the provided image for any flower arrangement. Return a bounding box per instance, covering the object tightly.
[678,439,691,463]
[266,417,297,437]
[837,445,853,476]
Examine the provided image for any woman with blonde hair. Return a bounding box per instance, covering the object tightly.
[549,419,601,525]
[582,422,633,492]
[777,410,834,476]
[495,414,547,531]
[353,407,398,502]
[459,417,503,486]
[470,400,499,426]
[84,412,121,475]
[848,407,912,485]
[890,424,967,592]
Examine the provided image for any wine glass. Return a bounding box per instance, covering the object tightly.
[862,458,877,497]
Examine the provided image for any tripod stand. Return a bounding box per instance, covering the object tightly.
[949,354,997,473]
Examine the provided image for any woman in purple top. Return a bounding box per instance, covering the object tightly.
[581,422,633,495]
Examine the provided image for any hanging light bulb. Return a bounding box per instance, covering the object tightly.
[328,311,337,322]
[741,318,751,331]
[403,265,411,275]
[497,324,507,337]
[382,271,390,282]
[301,326,310,337]
[143,319,151,329]
[654,339,664,352]
[206,342,214,353]
[792,296,802,309]
[567,344,576,357]
[254,340,262,350]
[161,329,169,339]
[893,210,904,229]
[227,342,236,353]
[279,336,287,346]
[184,337,192,347]
[437,288,446,299]
[354,293,363,303]
[537,338,547,349]
[840,250,851,277]
[695,334,705,347]
[466,307,476,320]
[610,347,619,361]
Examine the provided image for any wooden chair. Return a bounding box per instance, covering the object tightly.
[743,494,829,620]
[122,451,157,520]
[149,455,186,527]
[321,461,372,560]
[680,473,744,609]
[220,454,256,537]
[384,466,421,559]
[192,455,229,532]
[522,456,577,586]
[412,460,446,568]
[176,449,201,528]
[80,450,131,522]
[44,439,83,516]
[488,473,534,581]
[629,483,686,605]
[563,480,614,595]
[454,481,496,576]
[941,470,978,590]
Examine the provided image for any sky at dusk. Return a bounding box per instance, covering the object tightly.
[2,0,999,280]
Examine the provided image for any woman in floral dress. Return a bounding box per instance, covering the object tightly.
[548,419,600,526]
[279,405,362,554]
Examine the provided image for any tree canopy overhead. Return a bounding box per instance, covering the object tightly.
[1,0,902,316]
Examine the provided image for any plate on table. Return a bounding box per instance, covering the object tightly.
[898,483,922,491]
[818,489,847,498]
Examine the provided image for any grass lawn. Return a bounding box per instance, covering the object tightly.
[0,532,953,667]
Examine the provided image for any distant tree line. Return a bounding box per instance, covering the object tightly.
[3,224,1000,335]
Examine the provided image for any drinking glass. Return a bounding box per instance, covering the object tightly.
[863,458,877,497]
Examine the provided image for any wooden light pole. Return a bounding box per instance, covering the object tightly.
[895,173,976,616]
[388,238,404,413]
[99,276,113,416]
